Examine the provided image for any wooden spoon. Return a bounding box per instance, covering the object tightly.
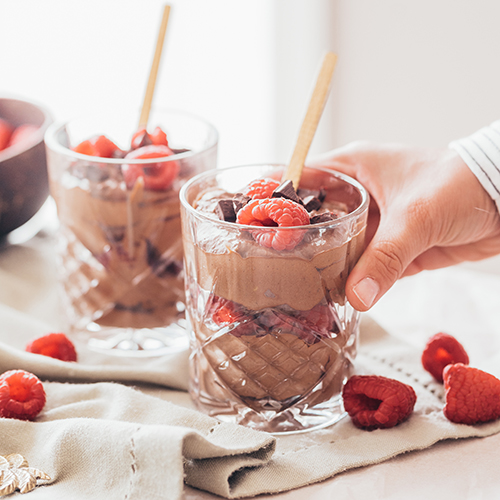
[128,4,171,257]
[138,4,171,129]
[282,51,338,189]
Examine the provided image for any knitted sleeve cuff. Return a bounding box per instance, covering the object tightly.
[449,120,500,214]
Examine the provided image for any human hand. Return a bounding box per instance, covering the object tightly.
[310,142,500,311]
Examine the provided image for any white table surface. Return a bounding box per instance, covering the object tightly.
[2,209,500,500]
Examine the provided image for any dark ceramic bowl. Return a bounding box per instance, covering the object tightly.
[0,97,52,238]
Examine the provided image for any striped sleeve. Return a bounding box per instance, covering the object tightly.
[449,120,500,213]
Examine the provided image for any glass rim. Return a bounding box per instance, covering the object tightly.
[179,163,370,231]
[43,107,219,165]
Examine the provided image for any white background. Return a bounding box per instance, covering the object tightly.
[2,0,500,166]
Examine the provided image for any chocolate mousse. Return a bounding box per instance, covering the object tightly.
[182,169,367,424]
[49,129,194,331]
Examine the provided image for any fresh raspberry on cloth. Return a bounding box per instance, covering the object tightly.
[342,375,417,430]
[237,198,310,250]
[443,363,500,425]
[26,332,78,362]
[421,332,469,382]
[242,178,280,199]
[0,370,46,421]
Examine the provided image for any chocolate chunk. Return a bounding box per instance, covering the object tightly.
[298,188,326,203]
[132,130,153,149]
[232,193,251,212]
[272,180,301,204]
[157,260,183,277]
[170,147,190,155]
[146,239,161,267]
[146,239,183,276]
[309,212,338,224]
[101,226,125,243]
[115,302,154,314]
[216,199,237,222]
[302,195,322,212]
[71,162,110,182]
[111,148,127,159]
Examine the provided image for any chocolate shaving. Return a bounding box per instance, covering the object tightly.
[298,188,326,203]
[310,212,338,224]
[216,199,237,222]
[302,195,322,212]
[71,162,110,183]
[232,193,251,212]
[272,180,302,204]
[170,147,190,155]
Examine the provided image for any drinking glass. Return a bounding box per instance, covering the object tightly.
[45,109,218,355]
[180,164,369,433]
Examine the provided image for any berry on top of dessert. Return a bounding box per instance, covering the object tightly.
[71,125,180,191]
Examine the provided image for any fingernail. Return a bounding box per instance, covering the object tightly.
[352,277,379,309]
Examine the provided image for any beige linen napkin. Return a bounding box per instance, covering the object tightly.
[2,312,500,500]
[1,382,276,500]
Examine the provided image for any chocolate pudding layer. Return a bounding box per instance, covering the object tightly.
[48,144,212,331]
[52,170,185,329]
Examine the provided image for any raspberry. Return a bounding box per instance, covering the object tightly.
[342,375,417,429]
[131,126,169,150]
[73,134,122,158]
[0,370,46,421]
[123,145,179,191]
[131,128,152,149]
[73,139,97,156]
[207,296,256,336]
[237,198,310,250]
[209,296,245,325]
[25,333,77,362]
[273,304,338,344]
[295,303,337,336]
[421,332,469,383]
[243,178,280,199]
[8,124,39,147]
[150,126,169,147]
[443,363,500,425]
[0,118,13,151]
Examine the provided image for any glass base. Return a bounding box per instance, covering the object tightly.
[82,321,189,357]
[194,393,347,434]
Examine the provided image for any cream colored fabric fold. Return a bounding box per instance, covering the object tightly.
[1,382,276,500]
[2,315,500,499]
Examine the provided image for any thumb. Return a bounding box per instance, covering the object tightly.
[345,219,425,311]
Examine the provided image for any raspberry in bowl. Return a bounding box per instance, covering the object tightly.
[180,164,369,433]
[0,97,52,239]
[44,109,218,354]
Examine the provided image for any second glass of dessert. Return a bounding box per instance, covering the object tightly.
[45,109,218,354]
[180,164,369,433]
